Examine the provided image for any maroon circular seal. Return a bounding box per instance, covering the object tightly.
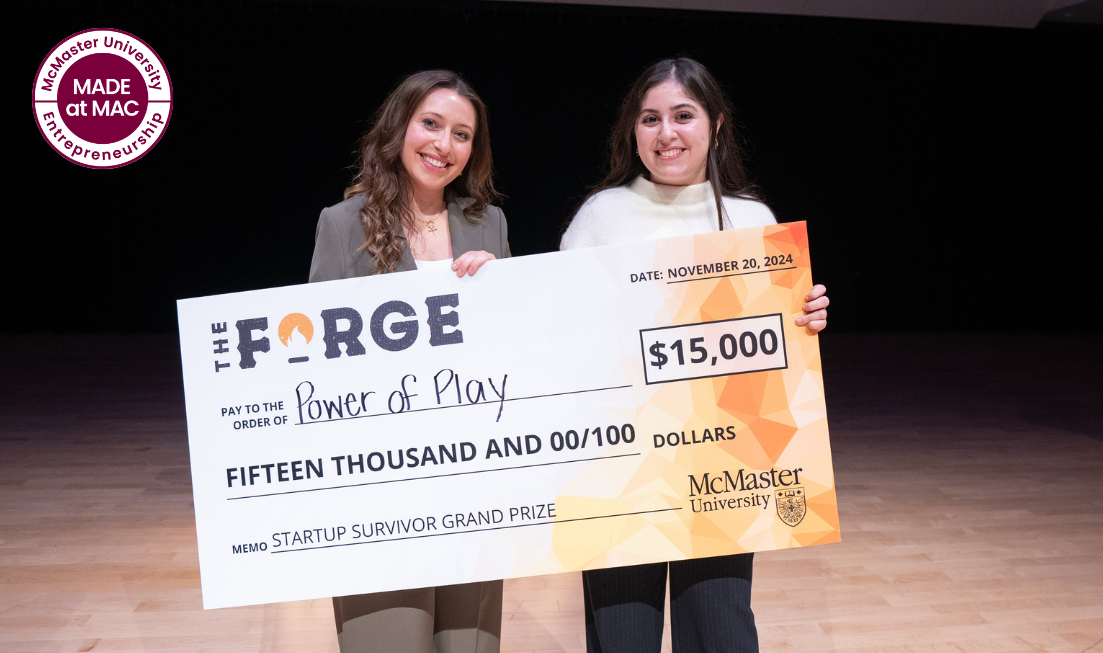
[32,28,172,168]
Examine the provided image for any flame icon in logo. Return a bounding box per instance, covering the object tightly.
[277,313,313,363]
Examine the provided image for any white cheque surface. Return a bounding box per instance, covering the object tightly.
[178,222,838,609]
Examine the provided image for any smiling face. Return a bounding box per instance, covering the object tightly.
[400,88,477,198]
[634,79,720,187]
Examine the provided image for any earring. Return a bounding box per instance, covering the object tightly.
[635,148,639,155]
[714,137,719,148]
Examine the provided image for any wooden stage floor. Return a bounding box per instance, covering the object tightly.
[2,333,1101,653]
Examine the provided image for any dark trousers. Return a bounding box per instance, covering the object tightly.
[583,553,757,653]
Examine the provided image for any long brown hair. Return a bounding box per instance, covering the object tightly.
[575,57,759,231]
[344,70,499,274]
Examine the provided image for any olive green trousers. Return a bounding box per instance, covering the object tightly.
[333,580,503,653]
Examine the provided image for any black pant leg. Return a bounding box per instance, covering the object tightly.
[582,562,668,653]
[668,553,758,653]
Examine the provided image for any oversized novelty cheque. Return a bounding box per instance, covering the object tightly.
[177,221,839,609]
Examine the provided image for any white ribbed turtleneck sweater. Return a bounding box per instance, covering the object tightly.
[560,176,775,250]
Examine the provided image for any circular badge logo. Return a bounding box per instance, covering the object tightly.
[32,28,172,169]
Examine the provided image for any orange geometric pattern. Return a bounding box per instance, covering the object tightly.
[552,222,839,570]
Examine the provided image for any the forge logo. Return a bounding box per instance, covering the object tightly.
[32,28,172,168]
[208,294,464,373]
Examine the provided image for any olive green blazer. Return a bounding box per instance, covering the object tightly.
[309,194,511,282]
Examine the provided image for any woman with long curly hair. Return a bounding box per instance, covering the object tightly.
[562,57,829,653]
[309,69,508,653]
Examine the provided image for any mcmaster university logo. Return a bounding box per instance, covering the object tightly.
[775,486,807,527]
[687,468,807,528]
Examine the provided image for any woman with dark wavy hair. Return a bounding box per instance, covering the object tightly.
[309,69,508,653]
[562,57,829,653]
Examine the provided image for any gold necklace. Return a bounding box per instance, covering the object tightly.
[416,208,446,234]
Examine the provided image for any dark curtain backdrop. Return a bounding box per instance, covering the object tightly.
[6,1,1101,333]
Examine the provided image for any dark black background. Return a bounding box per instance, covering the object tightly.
[7,1,1101,333]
